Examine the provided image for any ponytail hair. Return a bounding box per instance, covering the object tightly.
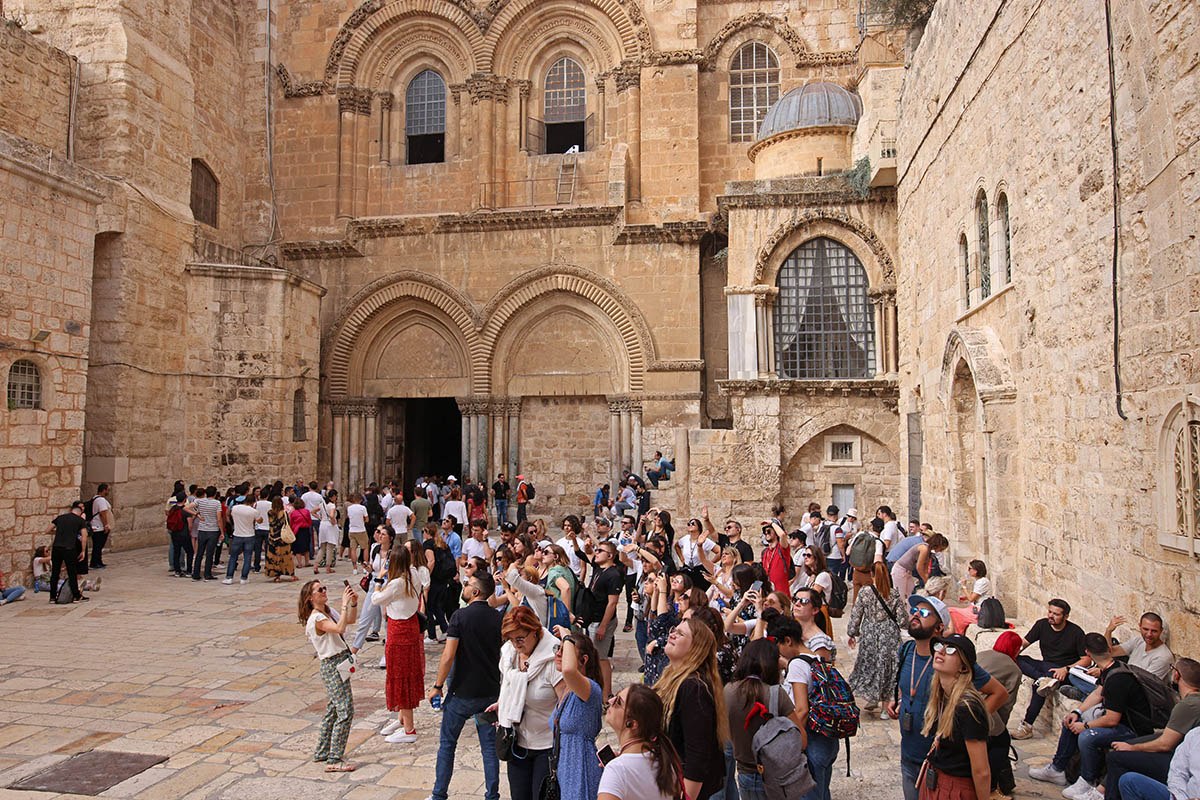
[623,685,683,799]
[732,638,782,711]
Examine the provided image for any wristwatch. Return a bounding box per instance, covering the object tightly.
[434,684,443,690]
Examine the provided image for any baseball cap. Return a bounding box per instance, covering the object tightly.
[447,475,457,482]
[933,634,977,672]
[908,594,951,629]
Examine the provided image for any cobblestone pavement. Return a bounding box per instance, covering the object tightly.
[0,548,1065,799]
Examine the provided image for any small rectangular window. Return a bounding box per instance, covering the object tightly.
[823,435,862,467]
[830,441,854,461]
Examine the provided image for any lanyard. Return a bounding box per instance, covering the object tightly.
[909,650,933,698]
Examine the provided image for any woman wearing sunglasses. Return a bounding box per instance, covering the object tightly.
[298,579,359,772]
[792,587,835,663]
[918,634,991,800]
[547,624,604,800]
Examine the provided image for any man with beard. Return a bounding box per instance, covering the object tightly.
[886,594,1010,800]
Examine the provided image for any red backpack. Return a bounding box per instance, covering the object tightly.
[166,504,187,532]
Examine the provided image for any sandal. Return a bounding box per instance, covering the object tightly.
[324,761,356,773]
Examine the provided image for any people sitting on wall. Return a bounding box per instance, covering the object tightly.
[1117,725,1200,800]
[645,451,675,489]
[1012,599,1089,740]
[1106,612,1176,681]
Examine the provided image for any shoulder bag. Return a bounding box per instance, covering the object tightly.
[869,585,900,629]
[538,699,562,800]
[281,515,296,545]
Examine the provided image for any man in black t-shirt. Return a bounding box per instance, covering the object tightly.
[1029,633,1151,796]
[1013,598,1088,738]
[589,541,623,700]
[491,474,510,523]
[46,501,89,603]
[427,572,502,800]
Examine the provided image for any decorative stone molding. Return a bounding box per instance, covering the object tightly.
[337,86,374,114]
[612,62,641,91]
[796,50,857,67]
[718,378,899,400]
[645,49,704,66]
[350,216,437,239]
[514,79,531,100]
[647,359,704,372]
[184,264,327,297]
[281,239,365,261]
[699,12,808,71]
[940,327,1017,406]
[329,397,379,416]
[724,285,779,297]
[435,206,623,233]
[746,125,857,163]
[379,92,394,110]
[752,209,897,284]
[613,221,709,244]
[720,181,896,211]
[466,73,509,104]
[276,64,324,98]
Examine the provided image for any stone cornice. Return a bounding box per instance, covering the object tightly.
[184,264,327,297]
[435,206,623,233]
[0,132,108,203]
[276,63,324,98]
[719,183,896,210]
[718,378,899,399]
[746,125,857,162]
[647,359,704,372]
[613,221,709,244]
[280,239,365,260]
[724,285,779,297]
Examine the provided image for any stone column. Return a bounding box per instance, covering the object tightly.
[466,406,478,481]
[616,65,641,202]
[331,403,347,491]
[631,399,643,479]
[491,400,505,481]
[379,93,393,165]
[469,77,497,208]
[516,81,531,155]
[608,398,622,488]
[335,90,356,219]
[506,399,521,482]
[595,77,606,142]
[619,402,632,477]
[364,404,378,486]
[448,84,462,159]
[754,297,769,378]
[493,82,509,206]
[348,405,363,492]
[457,398,471,480]
[475,404,489,484]
[870,293,886,377]
[886,298,899,375]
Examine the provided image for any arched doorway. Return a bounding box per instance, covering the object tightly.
[949,359,986,565]
[781,424,899,520]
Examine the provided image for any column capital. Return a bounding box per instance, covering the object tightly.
[379,92,394,111]
[449,83,464,105]
[607,394,641,413]
[466,73,510,104]
[514,79,531,100]
[337,86,374,115]
[612,62,641,92]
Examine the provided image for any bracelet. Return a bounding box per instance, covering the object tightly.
[434,684,443,690]
[561,637,576,647]
[1084,721,1090,729]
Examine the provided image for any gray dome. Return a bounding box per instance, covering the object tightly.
[757,82,863,140]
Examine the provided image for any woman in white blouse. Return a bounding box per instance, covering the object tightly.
[299,579,358,772]
[372,541,430,744]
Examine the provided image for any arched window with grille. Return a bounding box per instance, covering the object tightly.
[1161,401,1200,551]
[538,57,588,154]
[7,360,42,410]
[960,232,971,309]
[406,70,446,165]
[976,190,991,299]
[774,238,875,379]
[190,159,219,227]
[293,388,306,442]
[997,192,1012,283]
[729,41,780,142]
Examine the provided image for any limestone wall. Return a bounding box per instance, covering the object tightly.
[518,396,612,519]
[896,0,1200,652]
[0,22,74,153]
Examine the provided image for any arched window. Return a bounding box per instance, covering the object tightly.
[7,359,42,409]
[190,159,219,227]
[976,190,991,299]
[729,41,780,142]
[997,192,1012,283]
[292,388,306,442]
[542,57,588,153]
[774,237,875,379]
[405,70,446,165]
[960,233,971,309]
[1162,401,1200,550]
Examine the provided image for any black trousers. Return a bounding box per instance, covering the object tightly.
[50,545,81,601]
[1104,741,1173,800]
[623,572,638,625]
[988,729,1016,794]
[90,530,108,566]
[506,746,551,800]
[517,502,528,522]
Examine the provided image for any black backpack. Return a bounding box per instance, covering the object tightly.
[573,576,600,627]
[827,573,848,616]
[812,523,835,555]
[976,597,1006,629]
[1105,662,1179,730]
[431,546,457,582]
[83,497,96,527]
[523,481,536,500]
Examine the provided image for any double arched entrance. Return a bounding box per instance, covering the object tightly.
[322,266,655,507]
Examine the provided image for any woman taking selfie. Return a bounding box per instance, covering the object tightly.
[299,579,358,772]
[371,543,430,744]
[598,684,683,800]
[918,634,991,800]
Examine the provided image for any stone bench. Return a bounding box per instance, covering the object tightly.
[971,623,1069,738]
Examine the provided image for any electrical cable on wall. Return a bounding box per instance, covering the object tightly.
[1104,0,1128,421]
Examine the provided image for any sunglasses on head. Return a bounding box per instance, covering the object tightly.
[910,606,934,618]
[932,642,959,656]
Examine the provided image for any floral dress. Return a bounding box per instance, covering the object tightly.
[550,679,603,800]
[846,584,906,705]
[265,512,295,578]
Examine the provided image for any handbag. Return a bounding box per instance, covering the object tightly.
[495,724,517,761]
[538,699,562,800]
[281,516,296,545]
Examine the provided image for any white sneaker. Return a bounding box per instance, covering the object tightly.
[378,655,387,669]
[1029,763,1067,786]
[1011,721,1034,740]
[380,719,404,736]
[1036,676,1063,697]
[221,578,233,585]
[385,729,417,744]
[1076,786,1104,800]
[239,579,248,585]
[1062,777,1093,799]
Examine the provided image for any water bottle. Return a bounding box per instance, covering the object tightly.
[431,693,442,710]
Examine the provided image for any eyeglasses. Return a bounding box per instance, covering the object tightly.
[932,642,959,656]
[795,597,813,606]
[802,553,814,560]
[910,606,934,618]
[315,587,327,593]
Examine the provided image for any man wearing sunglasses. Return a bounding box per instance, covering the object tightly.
[888,594,1009,800]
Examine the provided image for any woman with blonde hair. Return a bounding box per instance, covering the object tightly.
[917,634,991,800]
[654,617,728,800]
[372,542,430,743]
[846,560,907,715]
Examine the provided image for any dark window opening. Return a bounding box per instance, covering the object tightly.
[190,159,218,228]
[545,121,585,154]
[407,133,445,165]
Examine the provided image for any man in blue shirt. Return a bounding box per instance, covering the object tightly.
[887,594,1010,800]
[645,451,675,488]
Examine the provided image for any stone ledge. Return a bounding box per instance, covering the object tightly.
[718,378,900,398]
[0,129,107,203]
[184,263,327,297]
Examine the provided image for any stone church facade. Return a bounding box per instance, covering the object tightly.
[1,0,1196,649]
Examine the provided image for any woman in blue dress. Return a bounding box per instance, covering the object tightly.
[550,624,605,800]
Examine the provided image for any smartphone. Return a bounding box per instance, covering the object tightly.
[597,744,617,765]
[750,579,763,594]
[343,580,350,587]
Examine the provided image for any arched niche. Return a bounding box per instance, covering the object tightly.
[484,0,646,73]
[353,303,472,398]
[781,423,898,514]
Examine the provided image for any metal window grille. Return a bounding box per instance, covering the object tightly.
[774,237,876,379]
[881,138,897,159]
[729,42,780,142]
[977,191,991,299]
[544,58,586,123]
[405,70,446,135]
[190,160,218,228]
[830,441,855,461]
[960,233,971,309]
[293,388,306,442]
[1175,419,1200,541]
[7,359,41,409]
[998,193,1012,283]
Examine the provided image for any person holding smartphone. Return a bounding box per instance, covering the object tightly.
[549,624,605,800]
[598,684,683,800]
[299,579,358,772]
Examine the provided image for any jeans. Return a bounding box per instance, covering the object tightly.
[49,545,81,601]
[826,558,846,582]
[506,746,551,800]
[802,731,838,800]
[1118,773,1171,800]
[353,583,384,650]
[253,529,269,570]
[900,756,922,800]
[193,530,220,578]
[90,529,108,566]
[737,771,768,800]
[1068,671,1098,697]
[1,586,25,603]
[614,501,635,517]
[1018,656,1061,724]
[495,499,507,523]
[1052,722,1135,783]
[1106,745,1173,800]
[169,529,194,574]
[710,741,737,800]
[431,693,499,800]
[646,468,667,488]
[226,536,255,580]
[634,617,648,663]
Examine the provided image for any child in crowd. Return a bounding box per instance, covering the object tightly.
[0,567,26,605]
[30,546,102,595]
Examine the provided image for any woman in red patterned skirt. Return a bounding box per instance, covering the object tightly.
[370,540,430,744]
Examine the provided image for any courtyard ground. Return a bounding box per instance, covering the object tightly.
[0,546,1067,799]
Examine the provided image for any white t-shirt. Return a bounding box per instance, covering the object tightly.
[305,610,348,660]
[254,500,272,530]
[462,536,490,562]
[231,504,261,537]
[1121,636,1176,681]
[300,490,324,514]
[380,491,395,512]
[596,751,676,800]
[555,536,584,576]
[677,534,716,568]
[443,499,467,526]
[795,570,833,599]
[881,520,900,548]
[972,577,994,600]
[386,504,413,533]
[346,503,368,533]
[372,567,431,620]
[90,496,111,531]
[785,656,812,689]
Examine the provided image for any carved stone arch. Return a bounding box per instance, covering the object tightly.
[503,14,620,82]
[701,12,809,71]
[939,327,1016,414]
[329,0,486,89]
[482,0,650,72]
[480,265,655,394]
[785,415,897,467]
[325,271,484,396]
[756,211,896,287]
[367,21,475,88]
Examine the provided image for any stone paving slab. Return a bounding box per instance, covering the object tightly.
[0,547,1064,798]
